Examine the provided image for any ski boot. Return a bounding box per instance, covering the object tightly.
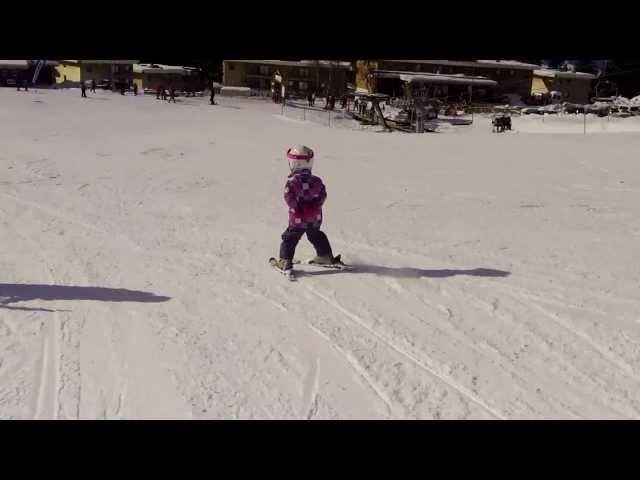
[269,257,296,280]
[272,257,293,271]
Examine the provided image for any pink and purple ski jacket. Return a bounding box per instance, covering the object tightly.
[284,169,327,229]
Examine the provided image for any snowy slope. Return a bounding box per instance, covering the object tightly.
[1,88,639,419]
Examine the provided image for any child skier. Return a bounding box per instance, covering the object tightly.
[272,145,339,273]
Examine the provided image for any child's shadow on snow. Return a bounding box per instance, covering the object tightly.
[0,284,170,313]
[299,265,511,279]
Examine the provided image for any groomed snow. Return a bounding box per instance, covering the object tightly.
[1,88,639,419]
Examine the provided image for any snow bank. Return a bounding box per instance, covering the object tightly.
[601,96,640,107]
[513,113,640,133]
[220,86,251,97]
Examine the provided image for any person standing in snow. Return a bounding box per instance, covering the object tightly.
[91,79,96,93]
[169,86,176,103]
[210,83,216,105]
[156,85,161,99]
[272,145,336,273]
[81,81,87,98]
[133,82,138,96]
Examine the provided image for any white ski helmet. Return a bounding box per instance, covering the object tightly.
[287,145,314,172]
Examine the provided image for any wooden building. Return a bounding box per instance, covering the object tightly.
[223,60,352,97]
[132,64,205,93]
[358,60,541,101]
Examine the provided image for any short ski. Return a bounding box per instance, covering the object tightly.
[293,254,352,270]
[269,257,296,281]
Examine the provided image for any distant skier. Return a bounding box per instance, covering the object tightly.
[307,91,313,107]
[81,81,87,98]
[23,79,28,91]
[133,82,138,96]
[169,86,176,103]
[210,84,216,105]
[156,85,161,99]
[161,87,167,101]
[271,145,337,274]
[91,79,96,93]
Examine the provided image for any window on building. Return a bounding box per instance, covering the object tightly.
[114,65,120,74]
[299,68,309,77]
[509,69,515,76]
[495,69,501,76]
[299,81,308,90]
[86,66,93,73]
[229,64,235,71]
[259,65,270,76]
[288,80,295,88]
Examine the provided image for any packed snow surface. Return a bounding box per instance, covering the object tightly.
[1,88,639,419]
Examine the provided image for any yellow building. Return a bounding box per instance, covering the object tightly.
[531,69,596,103]
[55,60,81,83]
[355,60,378,93]
[55,60,138,89]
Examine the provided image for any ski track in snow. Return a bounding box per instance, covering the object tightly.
[304,321,396,418]
[1,207,62,419]
[301,284,506,419]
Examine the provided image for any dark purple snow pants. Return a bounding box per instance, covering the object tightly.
[280,227,332,260]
